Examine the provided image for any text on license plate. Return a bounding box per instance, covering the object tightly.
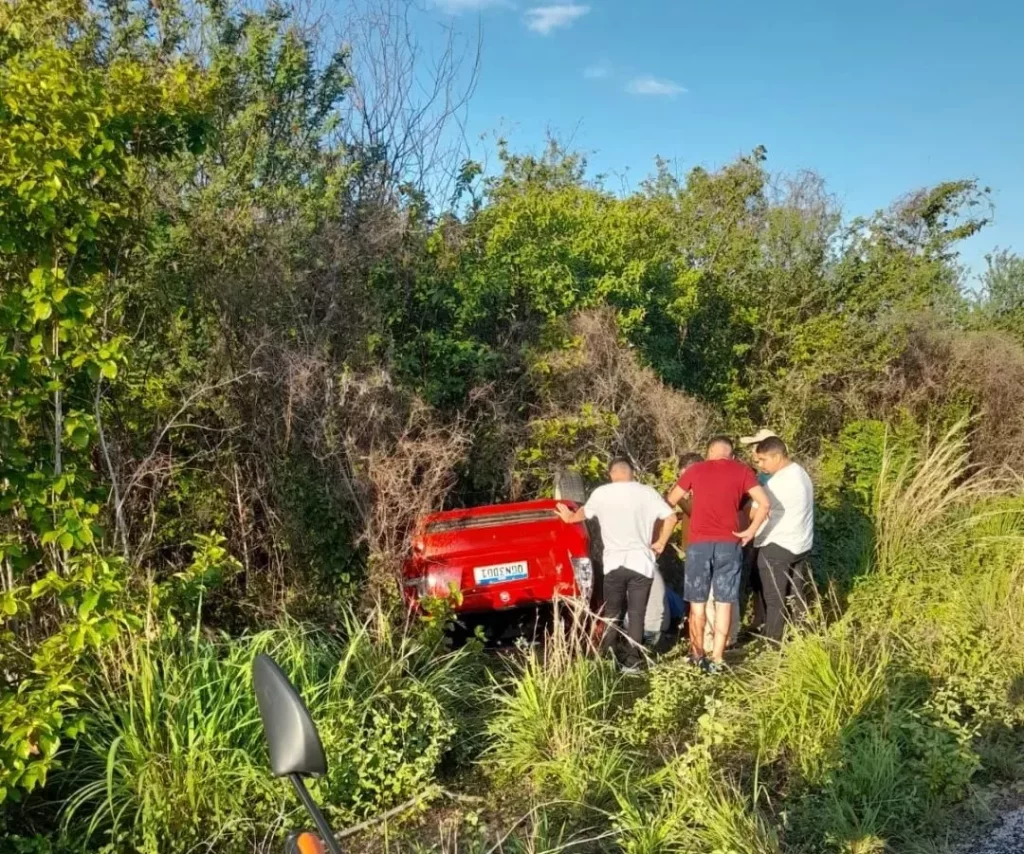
[473,561,528,586]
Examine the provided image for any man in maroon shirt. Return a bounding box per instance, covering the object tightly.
[666,436,771,672]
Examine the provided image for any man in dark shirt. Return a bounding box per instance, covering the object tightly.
[666,436,771,672]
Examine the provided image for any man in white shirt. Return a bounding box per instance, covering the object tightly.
[752,437,814,641]
[556,458,677,672]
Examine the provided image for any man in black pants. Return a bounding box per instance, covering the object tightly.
[752,437,814,642]
[556,458,677,672]
[739,429,777,634]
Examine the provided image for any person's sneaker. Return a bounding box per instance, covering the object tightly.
[686,652,705,667]
[700,658,726,676]
[620,663,645,675]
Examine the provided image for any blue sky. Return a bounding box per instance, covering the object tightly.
[397,0,1023,279]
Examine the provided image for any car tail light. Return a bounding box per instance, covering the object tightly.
[570,556,593,602]
[403,565,462,600]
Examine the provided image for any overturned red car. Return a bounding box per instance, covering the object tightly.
[401,494,595,627]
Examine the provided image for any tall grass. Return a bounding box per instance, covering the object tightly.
[62,628,287,852]
[58,609,483,853]
[714,423,1024,849]
[740,621,892,785]
[485,602,639,808]
[872,420,1004,575]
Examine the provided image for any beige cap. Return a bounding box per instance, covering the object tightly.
[739,428,777,445]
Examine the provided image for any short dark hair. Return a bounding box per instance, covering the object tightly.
[707,435,734,453]
[755,436,788,456]
[679,452,702,470]
[608,456,635,473]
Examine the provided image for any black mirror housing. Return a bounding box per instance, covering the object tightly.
[252,653,328,778]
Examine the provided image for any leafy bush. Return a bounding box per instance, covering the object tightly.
[0,0,207,802]
[56,611,481,852]
[618,653,709,753]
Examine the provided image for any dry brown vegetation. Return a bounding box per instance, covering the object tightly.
[517,310,719,490]
[884,320,1024,473]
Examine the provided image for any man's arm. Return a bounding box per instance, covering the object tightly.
[651,514,677,555]
[555,502,586,525]
[665,483,691,509]
[732,485,771,546]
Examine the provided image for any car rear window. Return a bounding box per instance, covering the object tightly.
[425,508,558,534]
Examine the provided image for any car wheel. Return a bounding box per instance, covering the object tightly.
[553,469,586,504]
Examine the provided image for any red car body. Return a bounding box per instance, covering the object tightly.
[401,499,594,614]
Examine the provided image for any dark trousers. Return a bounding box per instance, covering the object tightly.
[739,545,765,632]
[601,567,652,668]
[758,544,811,641]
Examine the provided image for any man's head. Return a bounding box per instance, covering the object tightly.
[706,436,735,460]
[754,436,790,475]
[608,457,635,482]
[679,452,702,473]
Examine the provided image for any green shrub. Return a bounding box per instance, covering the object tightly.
[485,619,638,807]
[618,653,709,753]
[791,700,978,849]
[57,610,482,852]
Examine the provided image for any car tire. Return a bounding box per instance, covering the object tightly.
[553,469,586,504]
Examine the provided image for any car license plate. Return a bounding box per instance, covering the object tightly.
[473,561,528,586]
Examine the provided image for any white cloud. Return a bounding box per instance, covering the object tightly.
[583,61,611,80]
[525,4,590,35]
[626,75,687,97]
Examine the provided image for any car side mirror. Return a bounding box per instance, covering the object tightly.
[252,654,327,778]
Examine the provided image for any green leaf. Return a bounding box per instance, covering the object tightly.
[69,426,90,449]
[78,589,100,619]
[33,300,52,322]
[58,532,74,550]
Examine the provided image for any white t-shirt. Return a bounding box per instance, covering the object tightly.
[755,462,814,555]
[583,481,676,579]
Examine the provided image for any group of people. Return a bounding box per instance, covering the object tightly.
[555,430,814,674]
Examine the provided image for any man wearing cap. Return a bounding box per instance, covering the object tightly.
[737,429,776,634]
[740,429,777,487]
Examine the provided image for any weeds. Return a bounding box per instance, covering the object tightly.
[485,603,639,809]
[57,611,481,852]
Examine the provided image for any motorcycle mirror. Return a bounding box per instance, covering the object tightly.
[252,654,327,778]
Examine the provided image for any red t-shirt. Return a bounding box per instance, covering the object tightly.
[676,459,758,544]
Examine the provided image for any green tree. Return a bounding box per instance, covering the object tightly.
[0,0,206,801]
[976,248,1024,339]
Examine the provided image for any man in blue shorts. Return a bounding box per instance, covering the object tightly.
[666,437,771,673]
